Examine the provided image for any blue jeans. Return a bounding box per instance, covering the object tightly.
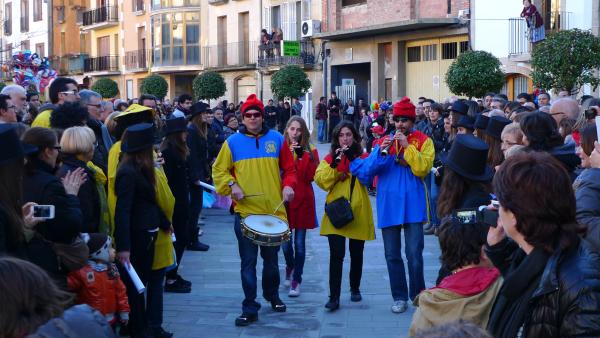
[317,120,327,142]
[281,229,306,283]
[233,214,281,314]
[382,224,425,302]
[425,172,440,226]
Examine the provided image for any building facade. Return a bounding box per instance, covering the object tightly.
[471,0,599,99]
[316,0,471,104]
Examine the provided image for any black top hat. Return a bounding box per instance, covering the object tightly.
[440,134,493,182]
[485,116,511,140]
[474,114,490,130]
[0,124,37,164]
[122,123,155,153]
[450,101,469,115]
[190,102,210,118]
[457,115,475,130]
[164,117,188,135]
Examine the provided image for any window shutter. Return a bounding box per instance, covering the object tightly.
[263,7,271,33]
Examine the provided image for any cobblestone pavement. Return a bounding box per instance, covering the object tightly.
[163,143,442,338]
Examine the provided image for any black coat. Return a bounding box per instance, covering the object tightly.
[574,168,600,253]
[56,155,100,233]
[22,158,82,284]
[458,185,491,209]
[486,238,600,338]
[161,145,189,209]
[87,119,111,175]
[186,125,210,185]
[0,207,24,255]
[264,105,278,128]
[114,163,169,252]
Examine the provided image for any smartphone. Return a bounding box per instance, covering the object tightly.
[595,116,600,143]
[33,205,55,219]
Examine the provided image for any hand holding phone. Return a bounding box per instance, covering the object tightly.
[32,205,55,220]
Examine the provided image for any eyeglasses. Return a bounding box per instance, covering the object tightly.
[392,116,409,123]
[60,90,78,95]
[87,103,102,109]
[502,140,519,147]
[243,112,262,119]
[550,112,566,116]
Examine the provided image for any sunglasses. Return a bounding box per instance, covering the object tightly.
[60,90,79,95]
[243,112,262,119]
[392,117,409,123]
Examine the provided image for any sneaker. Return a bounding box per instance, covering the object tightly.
[176,274,192,287]
[391,300,408,313]
[288,281,300,297]
[187,241,210,251]
[350,289,362,302]
[284,267,293,287]
[324,297,339,311]
[164,278,191,293]
[235,313,258,326]
[149,327,173,338]
[270,297,287,312]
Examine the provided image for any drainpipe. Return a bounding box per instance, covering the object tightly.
[258,0,263,100]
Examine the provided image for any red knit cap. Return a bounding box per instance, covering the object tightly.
[393,97,416,119]
[240,94,265,115]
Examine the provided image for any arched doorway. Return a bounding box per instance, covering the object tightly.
[235,75,256,104]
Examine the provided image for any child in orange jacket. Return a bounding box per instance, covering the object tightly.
[68,233,130,330]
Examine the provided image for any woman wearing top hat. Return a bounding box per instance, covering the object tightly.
[435,134,494,283]
[0,124,41,256]
[186,102,211,252]
[160,117,192,293]
[484,116,511,169]
[114,123,172,338]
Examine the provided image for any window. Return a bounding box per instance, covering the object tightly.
[133,0,144,11]
[76,7,84,24]
[459,41,469,53]
[57,6,65,23]
[33,0,42,21]
[4,3,12,35]
[151,12,200,66]
[22,40,30,51]
[35,43,44,57]
[441,42,457,60]
[407,46,420,62]
[5,43,12,60]
[423,44,437,61]
[342,0,366,6]
[126,79,134,99]
[21,0,29,32]
[301,0,311,21]
[151,0,199,10]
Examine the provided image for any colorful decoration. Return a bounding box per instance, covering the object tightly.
[7,50,57,93]
[370,102,379,112]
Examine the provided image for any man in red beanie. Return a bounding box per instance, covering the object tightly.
[212,93,297,326]
[351,96,434,313]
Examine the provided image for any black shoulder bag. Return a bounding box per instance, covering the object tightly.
[324,176,357,229]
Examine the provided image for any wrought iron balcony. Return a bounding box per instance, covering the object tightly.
[125,49,149,70]
[508,18,529,56]
[257,40,315,68]
[84,55,120,73]
[82,6,118,27]
[53,54,88,75]
[202,41,257,69]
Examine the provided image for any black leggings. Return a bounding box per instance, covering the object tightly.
[187,184,204,245]
[166,202,189,279]
[327,234,365,300]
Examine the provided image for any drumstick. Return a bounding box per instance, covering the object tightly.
[273,200,285,214]
[244,193,264,198]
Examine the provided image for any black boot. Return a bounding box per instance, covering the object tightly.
[235,313,258,326]
[325,297,340,311]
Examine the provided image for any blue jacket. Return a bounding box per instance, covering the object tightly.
[350,130,434,228]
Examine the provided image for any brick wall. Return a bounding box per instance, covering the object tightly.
[324,0,470,32]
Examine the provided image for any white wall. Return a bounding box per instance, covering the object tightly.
[471,0,526,58]
[565,0,592,30]
[2,0,50,57]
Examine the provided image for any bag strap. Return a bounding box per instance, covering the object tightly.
[349,176,357,202]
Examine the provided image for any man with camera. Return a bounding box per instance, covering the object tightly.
[351,97,434,313]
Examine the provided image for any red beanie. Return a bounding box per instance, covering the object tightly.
[393,97,416,120]
[240,94,265,115]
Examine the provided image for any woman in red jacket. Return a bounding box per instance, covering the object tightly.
[282,116,320,297]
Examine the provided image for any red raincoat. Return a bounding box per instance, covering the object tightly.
[286,144,319,229]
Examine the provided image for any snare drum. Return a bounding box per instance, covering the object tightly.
[241,214,291,246]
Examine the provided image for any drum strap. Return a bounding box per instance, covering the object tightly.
[348,176,357,202]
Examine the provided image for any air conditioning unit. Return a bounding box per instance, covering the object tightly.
[301,20,321,38]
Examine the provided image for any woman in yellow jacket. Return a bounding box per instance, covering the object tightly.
[315,120,375,311]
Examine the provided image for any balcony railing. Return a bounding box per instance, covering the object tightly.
[151,46,201,68]
[125,49,149,70]
[82,6,118,26]
[545,11,571,33]
[84,55,120,72]
[257,40,315,68]
[52,54,88,75]
[202,41,257,68]
[508,18,529,56]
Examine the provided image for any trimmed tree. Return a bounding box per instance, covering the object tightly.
[192,71,226,104]
[271,65,311,101]
[91,78,119,99]
[531,29,600,95]
[445,50,505,99]
[140,74,169,100]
